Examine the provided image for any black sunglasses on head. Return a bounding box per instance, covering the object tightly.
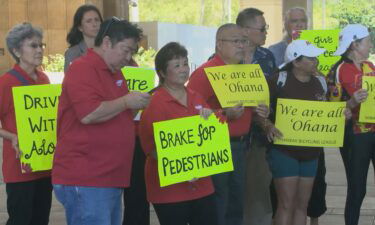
[100,16,121,39]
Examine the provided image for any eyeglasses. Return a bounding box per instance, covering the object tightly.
[28,43,46,49]
[245,24,269,33]
[219,39,249,46]
[101,16,121,39]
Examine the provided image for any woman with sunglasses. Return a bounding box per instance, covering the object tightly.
[327,24,374,225]
[64,4,103,72]
[0,22,52,225]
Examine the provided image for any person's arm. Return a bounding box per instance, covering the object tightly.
[81,92,150,124]
[0,129,21,158]
[346,89,368,109]
[64,46,83,73]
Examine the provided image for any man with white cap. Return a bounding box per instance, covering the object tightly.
[327,24,374,225]
[259,39,329,225]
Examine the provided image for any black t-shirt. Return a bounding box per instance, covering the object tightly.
[268,71,325,161]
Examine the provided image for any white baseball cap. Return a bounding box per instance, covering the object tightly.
[334,24,370,56]
[279,39,325,69]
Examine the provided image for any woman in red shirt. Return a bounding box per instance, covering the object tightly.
[327,24,374,225]
[0,23,52,225]
[139,42,218,225]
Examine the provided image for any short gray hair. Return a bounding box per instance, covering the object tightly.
[6,23,43,62]
[284,7,308,27]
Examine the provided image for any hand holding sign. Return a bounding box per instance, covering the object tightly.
[359,76,375,123]
[153,115,232,187]
[124,92,151,110]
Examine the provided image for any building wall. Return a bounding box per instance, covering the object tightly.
[0,0,130,75]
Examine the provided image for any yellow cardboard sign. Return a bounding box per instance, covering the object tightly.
[204,64,269,107]
[12,84,61,172]
[274,99,346,147]
[359,76,375,123]
[121,66,157,92]
[153,115,233,187]
[298,29,341,76]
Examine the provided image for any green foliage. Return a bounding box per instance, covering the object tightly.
[136,0,240,27]
[331,0,375,53]
[42,54,65,72]
[369,54,375,64]
[133,47,157,68]
[314,0,375,53]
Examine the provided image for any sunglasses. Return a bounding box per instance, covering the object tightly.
[245,24,269,33]
[28,43,46,49]
[100,16,121,39]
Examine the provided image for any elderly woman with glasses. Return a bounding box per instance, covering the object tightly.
[139,42,219,225]
[0,22,52,225]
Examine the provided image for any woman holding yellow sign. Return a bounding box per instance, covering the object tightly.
[262,40,331,225]
[0,23,52,225]
[327,24,374,225]
[139,42,219,225]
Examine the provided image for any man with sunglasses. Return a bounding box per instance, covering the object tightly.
[236,7,277,225]
[52,18,150,225]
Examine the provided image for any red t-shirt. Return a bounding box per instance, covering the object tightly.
[187,54,252,137]
[0,64,51,183]
[52,49,135,187]
[139,87,214,203]
[333,60,375,134]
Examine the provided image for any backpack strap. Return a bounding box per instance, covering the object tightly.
[277,71,288,88]
[8,69,30,86]
[315,75,328,95]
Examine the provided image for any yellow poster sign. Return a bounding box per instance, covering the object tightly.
[204,64,269,107]
[12,84,61,172]
[298,29,341,76]
[274,99,346,147]
[153,115,233,187]
[121,66,157,92]
[359,76,375,123]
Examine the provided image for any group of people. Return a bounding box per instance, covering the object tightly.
[0,3,373,225]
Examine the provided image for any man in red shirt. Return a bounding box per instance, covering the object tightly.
[52,18,150,225]
[187,23,269,225]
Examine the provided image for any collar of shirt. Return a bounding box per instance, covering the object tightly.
[13,64,44,84]
[86,48,115,73]
[251,47,269,64]
[157,86,195,107]
[211,54,226,66]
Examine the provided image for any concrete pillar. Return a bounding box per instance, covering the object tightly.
[102,0,129,20]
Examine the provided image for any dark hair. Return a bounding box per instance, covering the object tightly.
[155,42,188,84]
[66,4,103,47]
[236,8,264,27]
[94,18,142,47]
[279,55,304,72]
[341,37,366,57]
